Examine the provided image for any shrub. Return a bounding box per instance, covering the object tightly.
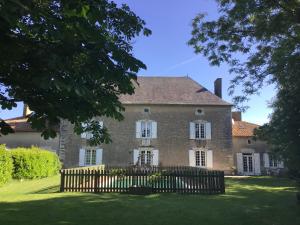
[0,145,13,186]
[11,146,61,179]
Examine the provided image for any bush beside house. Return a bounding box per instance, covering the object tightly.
[0,145,13,186]
[11,147,61,179]
[0,145,61,185]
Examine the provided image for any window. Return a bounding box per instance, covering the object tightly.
[133,149,159,166]
[195,122,206,139]
[144,107,150,113]
[195,150,206,167]
[136,120,157,139]
[140,150,152,165]
[247,139,252,145]
[85,149,97,166]
[141,121,152,138]
[81,121,103,139]
[195,108,204,115]
[269,155,279,168]
[190,121,211,140]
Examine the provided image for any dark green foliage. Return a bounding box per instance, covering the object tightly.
[0,145,13,186]
[189,0,300,176]
[11,147,61,179]
[0,0,151,145]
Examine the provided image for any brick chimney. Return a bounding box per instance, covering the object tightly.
[232,111,242,121]
[214,78,222,98]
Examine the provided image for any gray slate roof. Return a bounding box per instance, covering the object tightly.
[119,76,231,106]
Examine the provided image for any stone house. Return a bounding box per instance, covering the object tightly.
[59,76,234,174]
[0,106,59,152]
[232,112,284,175]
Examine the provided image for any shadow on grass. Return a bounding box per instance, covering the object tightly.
[0,177,299,225]
[32,185,60,194]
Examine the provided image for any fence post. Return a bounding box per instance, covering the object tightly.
[60,169,65,192]
[221,171,225,194]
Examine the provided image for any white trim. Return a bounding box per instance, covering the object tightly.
[95,149,103,165]
[79,148,85,166]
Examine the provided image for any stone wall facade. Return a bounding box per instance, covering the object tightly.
[0,132,59,153]
[61,104,233,173]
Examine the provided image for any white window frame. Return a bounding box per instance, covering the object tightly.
[195,122,206,140]
[139,149,153,166]
[195,149,206,168]
[136,120,157,139]
[141,120,152,138]
[84,148,97,166]
[269,154,280,168]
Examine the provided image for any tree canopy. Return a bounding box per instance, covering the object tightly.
[0,0,151,145]
[189,0,300,173]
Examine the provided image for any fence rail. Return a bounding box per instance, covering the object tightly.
[60,166,225,194]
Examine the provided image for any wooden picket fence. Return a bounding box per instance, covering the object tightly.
[60,166,225,194]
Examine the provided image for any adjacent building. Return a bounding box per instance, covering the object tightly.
[232,112,284,175]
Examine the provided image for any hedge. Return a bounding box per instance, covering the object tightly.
[0,145,13,186]
[10,147,61,179]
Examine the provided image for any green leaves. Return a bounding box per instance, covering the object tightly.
[189,0,300,175]
[0,0,151,145]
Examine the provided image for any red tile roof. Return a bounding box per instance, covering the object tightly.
[4,116,35,132]
[232,120,260,137]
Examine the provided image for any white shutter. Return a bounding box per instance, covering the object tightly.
[136,121,141,138]
[151,121,157,139]
[189,122,195,139]
[96,149,103,165]
[206,150,213,168]
[263,153,270,168]
[152,149,159,166]
[278,160,284,168]
[79,148,85,166]
[236,153,243,175]
[189,150,195,167]
[81,123,87,139]
[133,149,139,165]
[254,153,261,175]
[205,122,212,140]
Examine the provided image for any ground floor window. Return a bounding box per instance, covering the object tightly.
[133,148,159,166]
[79,148,102,167]
[140,150,152,165]
[269,155,279,168]
[195,150,206,167]
[85,149,97,166]
[242,153,253,173]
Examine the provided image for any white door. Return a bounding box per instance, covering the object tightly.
[242,153,255,175]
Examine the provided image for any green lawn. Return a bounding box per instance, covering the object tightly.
[0,176,299,225]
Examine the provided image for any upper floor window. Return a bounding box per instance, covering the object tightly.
[141,121,152,138]
[189,121,211,140]
[81,121,103,140]
[136,120,157,139]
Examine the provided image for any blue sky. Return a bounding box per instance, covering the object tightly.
[0,0,275,125]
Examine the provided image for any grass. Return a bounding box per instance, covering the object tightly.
[0,176,299,225]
